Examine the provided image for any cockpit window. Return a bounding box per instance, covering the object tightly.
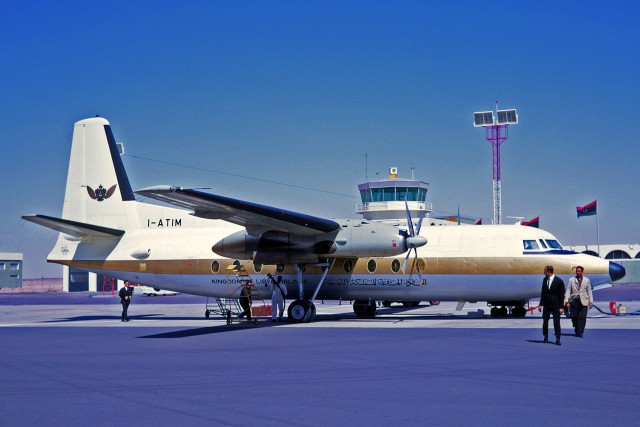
[539,239,548,248]
[523,240,540,250]
[545,239,563,249]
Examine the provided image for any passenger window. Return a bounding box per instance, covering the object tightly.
[545,240,562,249]
[523,240,540,250]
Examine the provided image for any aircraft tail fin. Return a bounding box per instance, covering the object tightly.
[61,117,135,227]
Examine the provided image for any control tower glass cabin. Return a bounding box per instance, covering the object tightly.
[356,167,432,222]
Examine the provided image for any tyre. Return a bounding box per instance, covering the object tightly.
[287,299,309,323]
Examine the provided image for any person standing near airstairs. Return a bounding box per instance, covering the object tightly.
[268,273,287,322]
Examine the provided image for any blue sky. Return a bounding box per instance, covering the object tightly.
[2,1,639,278]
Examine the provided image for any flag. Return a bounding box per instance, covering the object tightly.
[577,200,597,217]
[522,216,539,228]
[475,218,482,225]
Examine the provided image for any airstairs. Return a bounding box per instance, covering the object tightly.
[205,263,269,324]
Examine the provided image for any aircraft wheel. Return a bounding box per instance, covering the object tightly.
[490,307,499,317]
[354,300,376,317]
[205,310,210,319]
[307,303,316,322]
[429,300,440,305]
[512,306,527,318]
[288,299,309,323]
[499,306,508,317]
[366,302,377,316]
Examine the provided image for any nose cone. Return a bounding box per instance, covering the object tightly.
[609,261,626,282]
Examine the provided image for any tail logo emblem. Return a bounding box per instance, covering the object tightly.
[87,184,117,201]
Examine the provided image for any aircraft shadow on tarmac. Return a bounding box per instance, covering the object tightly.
[40,314,203,323]
[137,310,545,339]
[139,324,262,338]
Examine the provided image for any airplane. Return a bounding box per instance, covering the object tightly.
[23,117,626,321]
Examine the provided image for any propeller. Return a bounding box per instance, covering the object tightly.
[401,201,427,283]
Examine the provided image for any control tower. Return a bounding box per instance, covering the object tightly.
[356,167,432,222]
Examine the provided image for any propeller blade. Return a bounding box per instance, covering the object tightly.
[401,250,411,272]
[404,200,415,236]
[415,212,425,236]
[415,248,424,284]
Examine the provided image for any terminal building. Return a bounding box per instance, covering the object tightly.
[0,253,23,289]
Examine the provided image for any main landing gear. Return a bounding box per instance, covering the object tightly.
[489,302,528,318]
[286,262,331,323]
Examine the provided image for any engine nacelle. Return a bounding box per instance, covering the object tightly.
[212,220,423,264]
[212,230,336,264]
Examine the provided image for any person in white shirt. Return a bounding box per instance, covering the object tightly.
[268,274,287,322]
[564,266,593,337]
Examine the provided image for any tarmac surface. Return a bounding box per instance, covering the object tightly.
[1,290,639,426]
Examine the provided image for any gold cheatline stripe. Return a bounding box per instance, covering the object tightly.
[58,255,608,276]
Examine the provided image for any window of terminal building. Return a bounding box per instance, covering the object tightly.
[9,263,19,270]
[69,268,89,292]
[0,262,5,270]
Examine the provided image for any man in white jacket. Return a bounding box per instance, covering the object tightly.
[564,266,593,337]
[269,274,287,322]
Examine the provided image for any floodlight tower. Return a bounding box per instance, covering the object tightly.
[473,102,518,224]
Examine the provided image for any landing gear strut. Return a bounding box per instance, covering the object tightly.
[286,262,329,323]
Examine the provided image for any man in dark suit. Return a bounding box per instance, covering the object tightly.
[119,281,132,322]
[540,265,565,345]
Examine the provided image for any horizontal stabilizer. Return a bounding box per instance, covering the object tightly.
[22,214,125,238]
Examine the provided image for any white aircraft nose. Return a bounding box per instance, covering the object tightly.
[406,235,427,249]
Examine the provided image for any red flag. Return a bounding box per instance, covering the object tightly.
[475,218,482,225]
[577,200,597,217]
[522,216,539,228]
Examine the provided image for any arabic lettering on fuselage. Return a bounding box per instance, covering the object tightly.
[211,276,423,287]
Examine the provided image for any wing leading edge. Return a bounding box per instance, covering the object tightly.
[136,186,341,236]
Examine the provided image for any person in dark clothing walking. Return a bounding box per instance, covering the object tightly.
[238,284,252,321]
[540,265,565,345]
[119,281,133,322]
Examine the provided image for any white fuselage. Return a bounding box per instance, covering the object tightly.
[49,201,614,304]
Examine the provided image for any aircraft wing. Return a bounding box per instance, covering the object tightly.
[22,214,125,238]
[136,186,341,236]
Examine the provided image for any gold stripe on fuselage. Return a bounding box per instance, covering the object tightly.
[59,253,607,276]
